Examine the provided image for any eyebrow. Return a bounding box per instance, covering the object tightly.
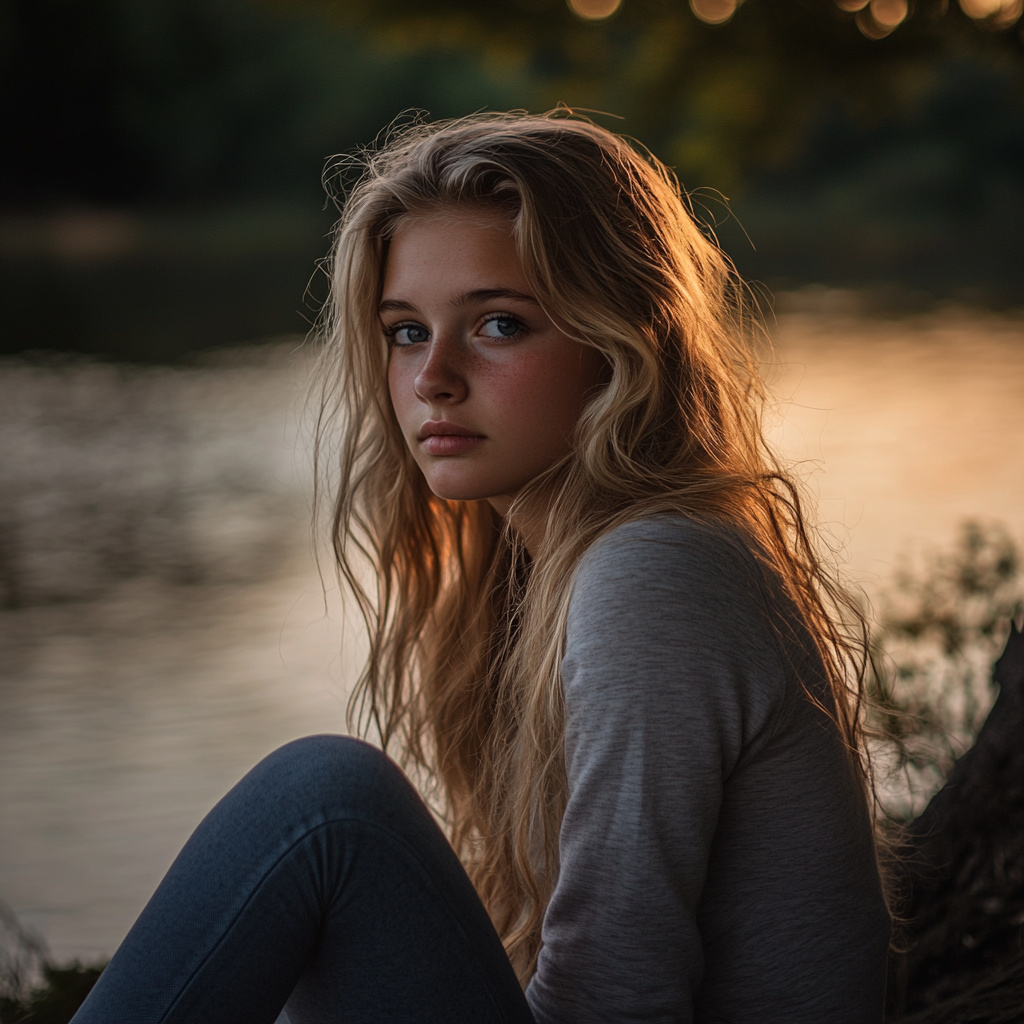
[378,288,541,315]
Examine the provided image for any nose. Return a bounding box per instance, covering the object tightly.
[413,334,467,405]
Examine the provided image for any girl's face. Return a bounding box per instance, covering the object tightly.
[383,209,607,517]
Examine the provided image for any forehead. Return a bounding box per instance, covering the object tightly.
[381,209,523,296]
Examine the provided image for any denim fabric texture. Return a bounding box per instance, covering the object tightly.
[71,735,535,1024]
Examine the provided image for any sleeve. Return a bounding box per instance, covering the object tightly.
[524,519,790,1024]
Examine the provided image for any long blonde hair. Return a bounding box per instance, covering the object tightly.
[312,111,872,981]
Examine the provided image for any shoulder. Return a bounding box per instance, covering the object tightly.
[563,516,795,749]
[569,516,768,634]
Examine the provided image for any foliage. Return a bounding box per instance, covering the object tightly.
[0,904,104,1024]
[274,0,1024,191]
[725,56,1024,295]
[2,0,1022,207]
[0,0,532,204]
[0,965,105,1024]
[868,520,1024,818]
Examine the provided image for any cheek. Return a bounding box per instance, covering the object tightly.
[387,357,414,430]
[490,355,589,437]
[488,361,547,413]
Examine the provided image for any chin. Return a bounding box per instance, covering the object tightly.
[422,471,513,505]
[423,478,491,503]
[430,488,500,505]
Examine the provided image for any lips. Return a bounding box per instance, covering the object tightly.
[418,420,485,456]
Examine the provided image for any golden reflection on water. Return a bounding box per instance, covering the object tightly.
[0,564,363,960]
[767,306,1024,592]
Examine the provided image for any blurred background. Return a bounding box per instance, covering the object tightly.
[1,0,1023,979]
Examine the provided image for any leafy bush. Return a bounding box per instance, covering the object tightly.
[868,520,1024,818]
[0,904,104,1024]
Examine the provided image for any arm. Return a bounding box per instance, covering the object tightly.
[525,518,789,1024]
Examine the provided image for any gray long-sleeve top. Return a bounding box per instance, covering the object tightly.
[525,518,890,1024]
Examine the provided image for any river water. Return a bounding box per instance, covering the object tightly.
[2,304,1023,962]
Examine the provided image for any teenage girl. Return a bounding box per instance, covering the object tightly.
[73,112,890,1024]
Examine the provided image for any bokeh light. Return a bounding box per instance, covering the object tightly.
[567,0,623,20]
[960,0,1024,23]
[690,0,741,26]
[959,0,1002,14]
[994,0,1024,25]
[871,0,908,27]
[840,0,1022,30]
[853,0,908,37]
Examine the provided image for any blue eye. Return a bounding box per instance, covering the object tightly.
[388,324,429,345]
[480,316,525,339]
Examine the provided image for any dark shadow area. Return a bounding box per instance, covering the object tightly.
[887,623,1024,1021]
[0,206,332,362]
[2,0,1023,361]
[0,0,533,361]
[0,903,104,1024]
[717,58,1024,307]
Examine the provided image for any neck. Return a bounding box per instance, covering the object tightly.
[487,494,544,558]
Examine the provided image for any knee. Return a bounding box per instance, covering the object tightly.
[259,734,393,785]
[243,735,416,820]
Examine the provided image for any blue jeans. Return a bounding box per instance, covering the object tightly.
[72,736,536,1024]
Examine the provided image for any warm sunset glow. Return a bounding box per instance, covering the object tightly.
[567,0,623,19]
[690,0,741,25]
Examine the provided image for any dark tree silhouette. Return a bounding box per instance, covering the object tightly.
[891,621,1024,1022]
